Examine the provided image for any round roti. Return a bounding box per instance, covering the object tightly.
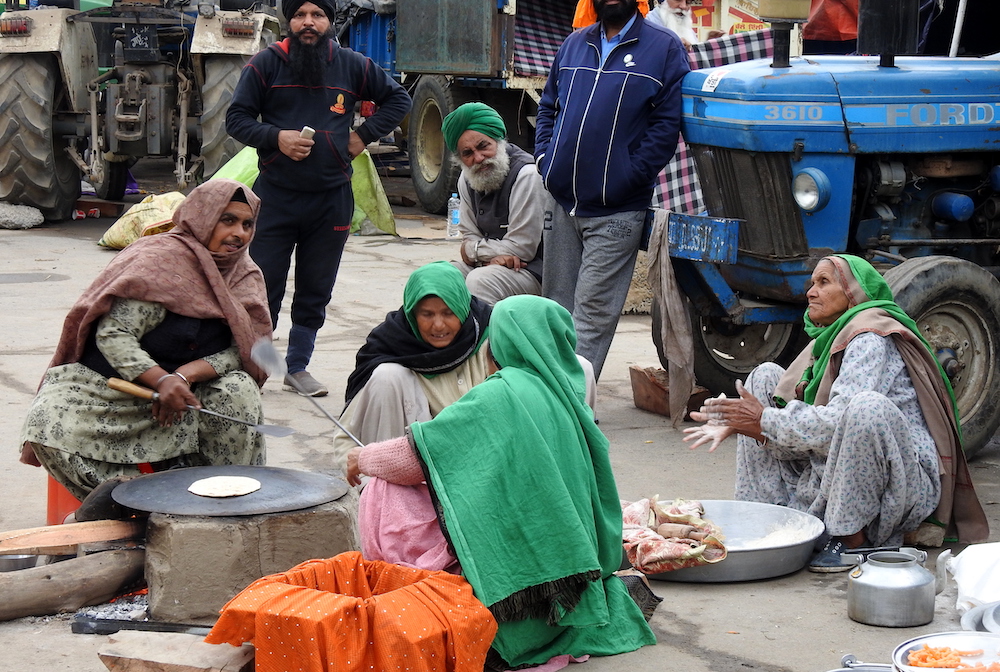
[188,475,261,498]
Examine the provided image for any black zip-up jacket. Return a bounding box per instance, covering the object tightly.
[226,38,411,192]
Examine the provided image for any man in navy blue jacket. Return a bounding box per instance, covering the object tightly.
[227,0,410,396]
[535,0,689,380]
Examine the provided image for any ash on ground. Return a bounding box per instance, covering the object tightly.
[75,593,149,622]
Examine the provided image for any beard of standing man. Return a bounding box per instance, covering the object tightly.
[289,23,334,88]
[594,0,639,28]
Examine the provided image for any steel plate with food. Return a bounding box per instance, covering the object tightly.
[650,500,824,583]
[893,632,1000,671]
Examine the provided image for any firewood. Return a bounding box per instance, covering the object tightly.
[0,519,145,556]
[0,549,144,622]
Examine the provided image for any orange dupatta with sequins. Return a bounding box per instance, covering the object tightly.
[204,552,497,672]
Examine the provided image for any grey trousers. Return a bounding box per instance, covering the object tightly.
[452,260,542,305]
[541,193,645,379]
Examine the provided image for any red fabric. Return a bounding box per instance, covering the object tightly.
[802,0,858,41]
[47,180,272,386]
[205,552,496,672]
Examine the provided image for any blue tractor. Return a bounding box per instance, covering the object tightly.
[660,13,1000,457]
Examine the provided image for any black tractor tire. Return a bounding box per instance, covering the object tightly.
[0,54,81,221]
[408,75,470,215]
[93,161,129,201]
[884,256,1000,459]
[200,55,249,179]
[654,300,807,396]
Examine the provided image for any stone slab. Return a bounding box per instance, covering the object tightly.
[98,631,253,672]
[146,488,359,624]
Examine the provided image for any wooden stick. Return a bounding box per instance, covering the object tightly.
[0,519,144,556]
[0,549,145,622]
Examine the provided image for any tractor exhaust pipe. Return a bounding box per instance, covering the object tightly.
[857,0,919,67]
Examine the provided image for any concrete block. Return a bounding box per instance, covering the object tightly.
[98,631,253,672]
[146,488,359,624]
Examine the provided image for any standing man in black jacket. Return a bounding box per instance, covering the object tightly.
[227,0,410,396]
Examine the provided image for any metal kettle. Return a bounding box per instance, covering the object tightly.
[844,548,936,627]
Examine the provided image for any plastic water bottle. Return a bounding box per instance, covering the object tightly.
[446,193,461,240]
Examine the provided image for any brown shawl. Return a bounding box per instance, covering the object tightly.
[48,179,272,386]
[775,257,988,544]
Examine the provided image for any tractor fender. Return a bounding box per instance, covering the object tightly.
[190,11,280,56]
[0,8,98,112]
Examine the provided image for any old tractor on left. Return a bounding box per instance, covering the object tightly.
[0,0,279,220]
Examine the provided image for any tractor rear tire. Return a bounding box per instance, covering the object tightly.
[654,301,807,396]
[200,55,249,179]
[408,75,470,215]
[884,256,1000,459]
[0,54,81,221]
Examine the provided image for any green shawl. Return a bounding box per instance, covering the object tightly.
[792,255,959,430]
[410,296,654,668]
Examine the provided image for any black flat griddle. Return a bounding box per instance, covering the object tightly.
[111,465,349,516]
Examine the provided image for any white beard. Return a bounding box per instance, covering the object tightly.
[462,140,511,194]
[652,4,699,45]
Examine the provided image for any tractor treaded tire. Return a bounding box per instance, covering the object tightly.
[408,76,470,215]
[200,55,249,179]
[884,256,1000,459]
[0,54,81,221]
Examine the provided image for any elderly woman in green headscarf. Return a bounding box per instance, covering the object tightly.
[347,295,655,670]
[685,255,988,571]
[331,261,493,470]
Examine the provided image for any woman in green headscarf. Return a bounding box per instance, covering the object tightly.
[347,295,655,669]
[331,261,492,469]
[684,255,988,572]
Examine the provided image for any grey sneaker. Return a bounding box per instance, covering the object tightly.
[283,371,328,397]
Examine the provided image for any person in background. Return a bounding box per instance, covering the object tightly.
[442,102,545,305]
[226,0,411,397]
[646,0,725,49]
[19,180,273,504]
[684,255,989,571]
[536,0,689,380]
[802,0,858,54]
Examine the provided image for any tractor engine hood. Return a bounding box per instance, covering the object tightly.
[680,54,1000,155]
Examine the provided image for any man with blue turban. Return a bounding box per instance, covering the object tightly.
[441,102,545,305]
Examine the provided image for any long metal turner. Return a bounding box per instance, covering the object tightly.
[108,378,295,438]
[250,339,364,447]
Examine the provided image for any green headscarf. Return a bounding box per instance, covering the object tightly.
[798,255,958,425]
[410,296,654,667]
[402,261,472,338]
[441,102,506,153]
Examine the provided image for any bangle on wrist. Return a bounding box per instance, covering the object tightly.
[154,373,172,390]
[172,371,190,386]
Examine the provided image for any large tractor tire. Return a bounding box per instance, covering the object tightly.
[408,75,470,215]
[0,54,81,221]
[884,256,1000,459]
[653,301,807,396]
[200,55,249,178]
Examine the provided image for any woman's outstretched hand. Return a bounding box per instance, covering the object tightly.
[683,380,766,449]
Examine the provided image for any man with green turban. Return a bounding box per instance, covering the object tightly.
[441,102,546,306]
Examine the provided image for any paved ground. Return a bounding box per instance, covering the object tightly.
[0,165,997,671]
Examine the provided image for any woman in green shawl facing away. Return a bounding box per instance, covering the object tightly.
[685,255,988,572]
[347,295,655,670]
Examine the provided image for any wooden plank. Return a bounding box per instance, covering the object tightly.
[0,519,145,556]
[99,631,253,672]
[0,549,144,622]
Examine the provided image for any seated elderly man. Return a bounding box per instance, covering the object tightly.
[442,102,544,305]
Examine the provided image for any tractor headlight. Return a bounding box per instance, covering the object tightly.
[792,168,831,212]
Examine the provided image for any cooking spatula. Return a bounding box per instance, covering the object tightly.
[107,378,295,438]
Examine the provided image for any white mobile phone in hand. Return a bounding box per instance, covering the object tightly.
[300,126,315,139]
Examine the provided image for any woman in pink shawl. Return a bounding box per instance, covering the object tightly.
[20,180,273,504]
